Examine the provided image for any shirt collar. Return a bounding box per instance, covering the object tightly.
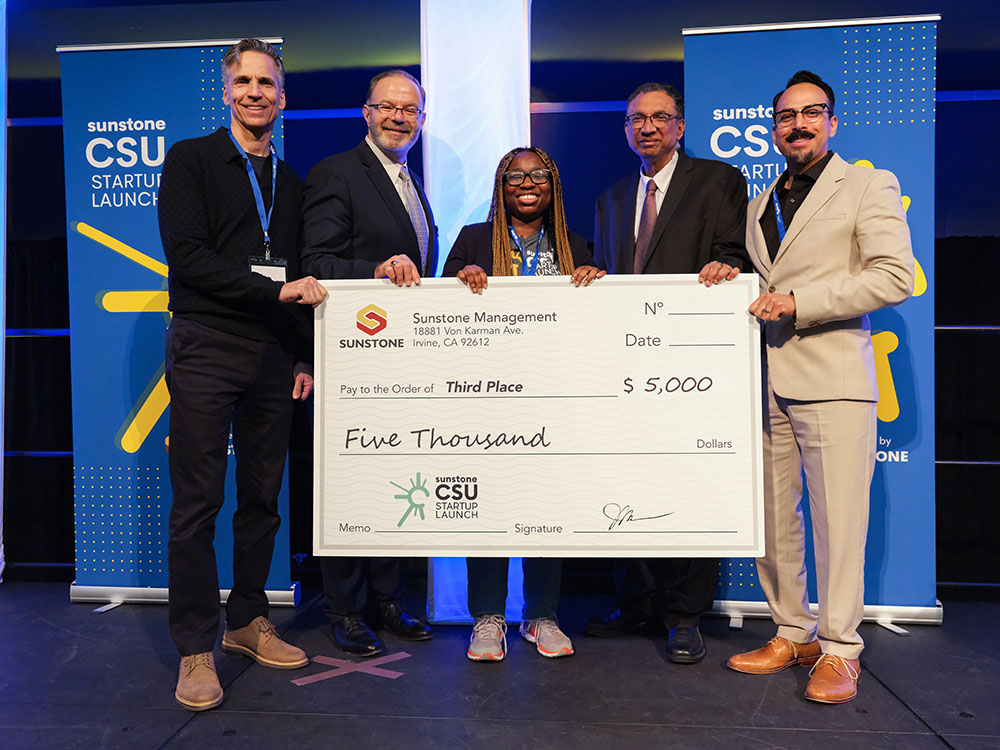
[639,150,678,193]
[365,135,406,179]
[778,150,835,192]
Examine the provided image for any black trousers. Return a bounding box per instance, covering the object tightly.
[467,557,562,620]
[165,317,294,656]
[615,557,720,628]
[320,557,405,622]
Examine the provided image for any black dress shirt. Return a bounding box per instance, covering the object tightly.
[760,150,835,262]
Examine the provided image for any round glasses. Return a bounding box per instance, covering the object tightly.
[773,103,830,127]
[625,112,681,129]
[504,168,552,186]
[366,102,424,119]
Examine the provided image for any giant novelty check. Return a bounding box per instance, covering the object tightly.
[314,275,763,557]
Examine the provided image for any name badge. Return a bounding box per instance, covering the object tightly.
[250,256,287,283]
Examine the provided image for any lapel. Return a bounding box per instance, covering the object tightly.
[773,152,846,265]
[410,170,438,275]
[749,178,777,274]
[638,150,692,272]
[614,176,638,274]
[355,141,418,252]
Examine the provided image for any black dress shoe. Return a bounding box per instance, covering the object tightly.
[331,615,383,657]
[379,601,432,642]
[584,609,650,638]
[667,626,706,664]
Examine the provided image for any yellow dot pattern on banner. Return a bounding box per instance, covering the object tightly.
[201,44,284,141]
[74,466,167,577]
[841,23,937,127]
[716,559,759,592]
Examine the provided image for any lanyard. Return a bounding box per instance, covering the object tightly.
[508,224,544,276]
[228,130,277,259]
[770,187,786,243]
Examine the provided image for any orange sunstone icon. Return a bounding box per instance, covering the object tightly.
[356,304,388,335]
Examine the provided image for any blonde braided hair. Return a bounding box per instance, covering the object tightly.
[487,147,575,277]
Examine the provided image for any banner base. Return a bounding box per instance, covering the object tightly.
[712,598,943,627]
[69,581,301,608]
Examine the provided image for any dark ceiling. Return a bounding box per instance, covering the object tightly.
[8,1,1000,91]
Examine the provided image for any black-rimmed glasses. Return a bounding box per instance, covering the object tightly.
[504,168,552,185]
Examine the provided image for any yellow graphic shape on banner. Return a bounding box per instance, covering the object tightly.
[872,330,900,423]
[76,222,169,277]
[74,221,171,454]
[851,160,926,297]
[101,290,169,313]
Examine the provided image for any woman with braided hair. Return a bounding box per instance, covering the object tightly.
[443,147,603,663]
[444,146,603,292]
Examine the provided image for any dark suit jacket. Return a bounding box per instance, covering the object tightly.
[301,141,438,279]
[442,222,594,276]
[594,150,749,275]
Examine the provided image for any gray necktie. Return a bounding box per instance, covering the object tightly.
[634,179,658,274]
[399,165,430,274]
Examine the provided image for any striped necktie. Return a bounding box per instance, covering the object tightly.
[399,165,429,274]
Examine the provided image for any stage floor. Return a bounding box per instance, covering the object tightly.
[0,582,996,749]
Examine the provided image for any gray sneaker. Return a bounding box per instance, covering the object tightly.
[467,614,507,661]
[520,617,575,658]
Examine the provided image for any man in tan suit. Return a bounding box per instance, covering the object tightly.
[726,71,914,704]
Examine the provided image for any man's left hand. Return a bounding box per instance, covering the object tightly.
[749,292,796,321]
[697,260,740,286]
[292,363,314,400]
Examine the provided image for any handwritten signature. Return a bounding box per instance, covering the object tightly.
[602,503,674,530]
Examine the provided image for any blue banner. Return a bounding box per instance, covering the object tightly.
[59,42,292,599]
[684,17,937,615]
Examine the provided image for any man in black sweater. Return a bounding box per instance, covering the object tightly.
[158,38,326,712]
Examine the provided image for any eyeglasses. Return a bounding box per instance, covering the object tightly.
[504,168,552,186]
[366,102,424,119]
[625,112,682,129]
[773,103,830,127]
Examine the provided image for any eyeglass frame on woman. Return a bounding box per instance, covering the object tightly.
[773,102,830,127]
[503,168,552,186]
[625,111,682,129]
[365,102,424,119]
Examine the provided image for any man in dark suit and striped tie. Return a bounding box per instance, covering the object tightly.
[588,81,749,664]
[302,69,436,657]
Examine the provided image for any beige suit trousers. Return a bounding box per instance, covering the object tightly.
[755,366,877,660]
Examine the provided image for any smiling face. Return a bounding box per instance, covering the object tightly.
[625,90,685,175]
[363,74,426,162]
[223,51,285,139]
[772,82,838,174]
[503,150,552,225]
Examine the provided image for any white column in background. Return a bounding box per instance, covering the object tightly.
[421,0,531,622]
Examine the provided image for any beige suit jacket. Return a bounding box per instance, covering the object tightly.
[747,153,915,402]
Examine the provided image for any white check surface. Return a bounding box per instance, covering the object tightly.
[314,275,763,557]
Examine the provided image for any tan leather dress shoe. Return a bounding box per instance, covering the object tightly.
[175,652,223,711]
[727,636,822,674]
[222,616,308,669]
[805,654,861,703]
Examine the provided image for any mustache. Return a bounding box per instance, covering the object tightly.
[785,129,814,143]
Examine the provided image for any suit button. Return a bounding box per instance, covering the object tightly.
[768,286,776,293]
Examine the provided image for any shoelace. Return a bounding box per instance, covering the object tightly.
[184,652,214,675]
[531,618,564,639]
[474,614,507,640]
[809,654,859,680]
[255,617,278,641]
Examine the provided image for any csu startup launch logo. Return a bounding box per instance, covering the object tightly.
[356,304,387,335]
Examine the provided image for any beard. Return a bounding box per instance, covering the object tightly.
[782,129,820,168]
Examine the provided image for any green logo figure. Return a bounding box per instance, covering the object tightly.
[392,473,429,527]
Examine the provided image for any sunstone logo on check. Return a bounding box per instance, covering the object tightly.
[342,304,404,348]
[391,473,480,527]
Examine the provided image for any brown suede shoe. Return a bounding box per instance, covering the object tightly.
[175,652,223,711]
[222,616,308,669]
[727,636,822,674]
[805,654,861,703]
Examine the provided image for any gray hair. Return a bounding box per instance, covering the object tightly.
[222,38,284,89]
[366,69,426,108]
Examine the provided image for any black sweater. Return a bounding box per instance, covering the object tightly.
[158,127,308,353]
